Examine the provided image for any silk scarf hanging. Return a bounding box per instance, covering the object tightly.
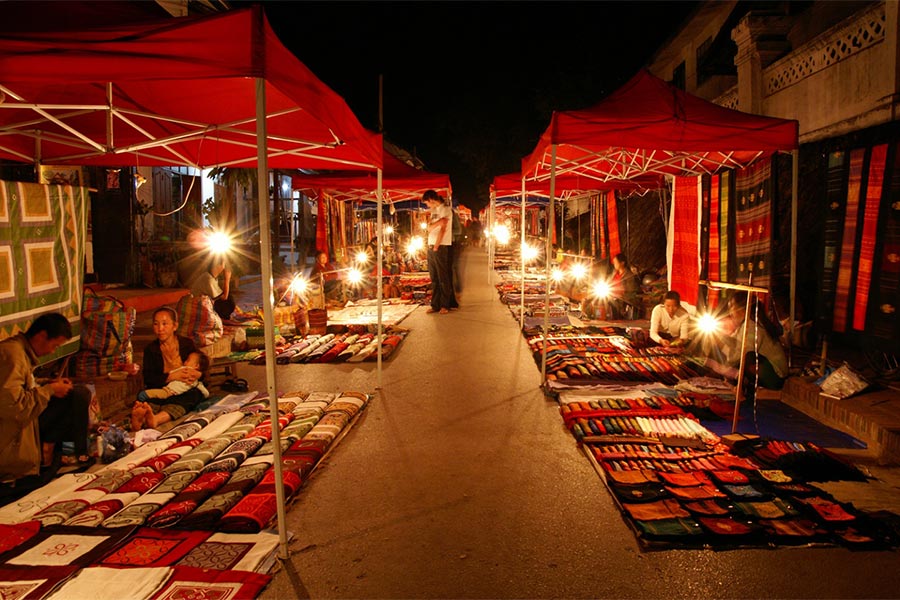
[819,151,848,331]
[733,158,773,291]
[669,176,699,306]
[590,195,597,258]
[833,148,866,332]
[707,174,721,308]
[316,194,328,258]
[870,143,900,340]
[607,191,621,259]
[853,143,888,331]
[598,194,607,260]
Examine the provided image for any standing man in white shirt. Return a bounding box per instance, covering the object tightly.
[649,290,691,347]
[422,190,455,314]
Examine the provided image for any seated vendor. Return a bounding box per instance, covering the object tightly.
[711,292,788,392]
[131,307,208,431]
[649,290,691,347]
[310,250,342,300]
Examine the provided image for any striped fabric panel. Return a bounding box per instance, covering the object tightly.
[598,194,607,259]
[607,190,621,259]
[819,151,848,331]
[590,195,598,258]
[853,144,888,331]
[833,148,866,332]
[734,158,773,290]
[870,143,900,341]
[718,171,730,284]
[707,174,721,308]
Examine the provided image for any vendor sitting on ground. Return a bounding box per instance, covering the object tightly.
[131,307,209,431]
[649,290,692,347]
[709,291,788,392]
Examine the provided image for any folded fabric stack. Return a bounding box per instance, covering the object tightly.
[555,388,898,550]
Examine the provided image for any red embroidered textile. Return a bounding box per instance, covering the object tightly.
[151,565,270,600]
[871,143,900,340]
[833,148,866,332]
[707,174,721,308]
[671,176,699,305]
[853,144,888,330]
[0,565,78,598]
[0,521,40,555]
[99,528,210,567]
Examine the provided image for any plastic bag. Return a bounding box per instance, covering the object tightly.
[819,362,869,399]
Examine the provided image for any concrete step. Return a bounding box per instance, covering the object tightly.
[781,376,900,465]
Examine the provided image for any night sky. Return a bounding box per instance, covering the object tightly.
[253,1,701,211]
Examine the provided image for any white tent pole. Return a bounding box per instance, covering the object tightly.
[376,168,383,388]
[520,175,526,329]
[789,149,799,368]
[488,191,495,288]
[255,78,288,559]
[540,145,557,383]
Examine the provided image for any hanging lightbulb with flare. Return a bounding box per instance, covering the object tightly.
[521,243,539,263]
[206,230,232,255]
[550,267,565,282]
[493,224,511,246]
[591,279,612,299]
[570,262,588,280]
[696,313,721,335]
[355,250,370,265]
[347,267,364,285]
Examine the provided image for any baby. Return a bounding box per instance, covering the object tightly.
[142,365,210,401]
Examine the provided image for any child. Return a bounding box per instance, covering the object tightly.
[142,364,210,401]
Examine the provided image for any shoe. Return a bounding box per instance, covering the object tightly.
[426,308,438,313]
[439,308,449,314]
[221,378,249,393]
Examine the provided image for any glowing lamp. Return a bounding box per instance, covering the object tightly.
[347,268,364,285]
[521,243,539,262]
[289,275,308,295]
[406,236,425,255]
[570,262,588,280]
[493,224,511,245]
[207,230,232,255]
[419,221,428,230]
[592,280,611,299]
[384,225,394,235]
[696,313,720,335]
[550,268,565,282]
[355,251,370,265]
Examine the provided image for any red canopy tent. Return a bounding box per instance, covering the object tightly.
[0,7,382,170]
[521,69,800,390]
[0,5,383,559]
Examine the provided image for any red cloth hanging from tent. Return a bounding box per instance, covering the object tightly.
[316,193,328,256]
[707,174,721,308]
[854,143,888,331]
[607,190,621,258]
[833,148,865,333]
[671,176,699,306]
[598,195,607,259]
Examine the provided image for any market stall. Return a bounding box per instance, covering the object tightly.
[0,5,383,560]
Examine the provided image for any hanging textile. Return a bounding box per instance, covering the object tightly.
[598,194,607,260]
[315,193,328,256]
[590,195,597,258]
[669,176,699,306]
[718,171,732,284]
[870,144,900,341]
[607,191,621,259]
[0,181,86,359]
[819,151,848,331]
[706,174,721,308]
[853,144,887,331]
[833,149,865,333]
[733,158,774,292]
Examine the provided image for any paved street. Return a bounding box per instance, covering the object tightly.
[232,248,900,599]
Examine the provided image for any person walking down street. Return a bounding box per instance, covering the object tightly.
[0,313,91,499]
[422,189,455,314]
[131,307,209,431]
[649,290,692,347]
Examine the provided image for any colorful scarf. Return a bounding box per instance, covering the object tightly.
[670,176,699,306]
[607,190,621,258]
[871,143,900,340]
[853,144,888,330]
[819,150,848,329]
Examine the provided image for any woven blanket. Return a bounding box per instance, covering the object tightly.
[176,462,271,531]
[733,158,773,290]
[0,565,78,599]
[853,144,887,331]
[45,565,171,600]
[819,151,848,331]
[0,181,86,360]
[175,530,280,573]
[0,524,135,568]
